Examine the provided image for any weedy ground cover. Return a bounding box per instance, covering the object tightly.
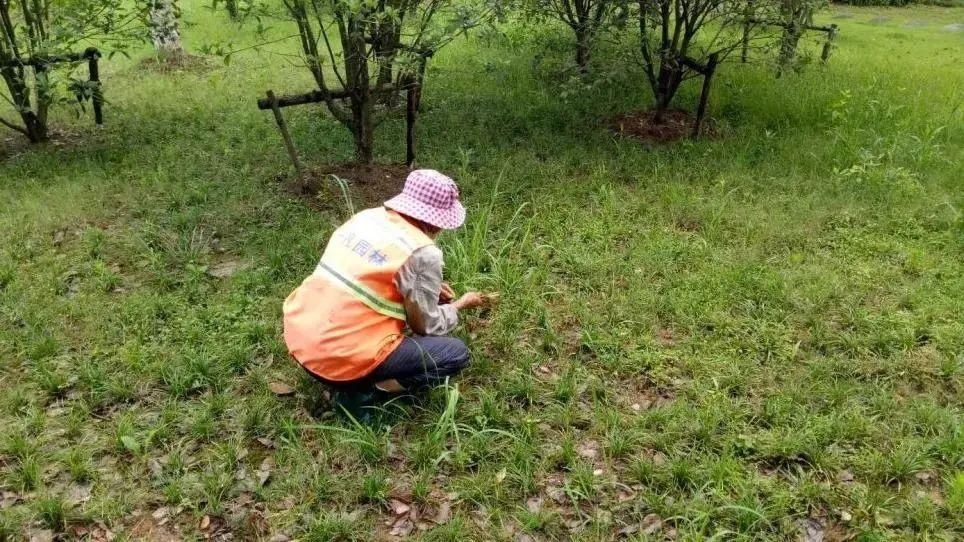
[0,2,962,540]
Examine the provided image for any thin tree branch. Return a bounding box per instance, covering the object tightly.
[0,114,27,135]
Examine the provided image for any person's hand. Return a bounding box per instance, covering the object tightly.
[439,282,456,304]
[453,291,486,310]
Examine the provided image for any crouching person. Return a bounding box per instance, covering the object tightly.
[283,170,487,414]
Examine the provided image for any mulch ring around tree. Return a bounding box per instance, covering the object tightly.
[609,109,716,143]
[280,162,411,213]
[1,125,89,161]
[139,53,214,74]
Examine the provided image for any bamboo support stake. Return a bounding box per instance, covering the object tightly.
[692,53,719,138]
[85,48,103,125]
[266,90,307,190]
[406,84,421,167]
[821,24,838,62]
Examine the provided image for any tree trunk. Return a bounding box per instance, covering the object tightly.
[225,0,239,19]
[149,0,184,58]
[778,23,803,70]
[574,25,592,72]
[350,100,375,164]
[342,12,375,164]
[23,111,48,143]
[0,66,49,143]
[652,60,682,122]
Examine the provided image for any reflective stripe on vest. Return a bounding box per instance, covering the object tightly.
[314,260,406,320]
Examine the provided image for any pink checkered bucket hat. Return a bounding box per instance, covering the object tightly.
[385,169,465,230]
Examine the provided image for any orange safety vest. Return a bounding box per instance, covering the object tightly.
[282,207,434,381]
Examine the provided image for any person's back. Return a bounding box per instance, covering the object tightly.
[283,170,490,402]
[284,207,435,381]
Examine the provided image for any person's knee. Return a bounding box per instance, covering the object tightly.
[443,338,470,370]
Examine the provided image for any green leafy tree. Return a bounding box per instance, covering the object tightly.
[774,0,827,71]
[529,0,625,71]
[0,0,139,142]
[282,0,492,163]
[213,0,252,21]
[633,0,761,119]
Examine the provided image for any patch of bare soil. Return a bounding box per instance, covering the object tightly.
[127,512,182,542]
[139,53,213,74]
[622,379,676,413]
[1,126,88,161]
[610,109,715,143]
[281,163,410,213]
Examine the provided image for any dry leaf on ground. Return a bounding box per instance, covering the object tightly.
[577,440,599,460]
[1,491,20,509]
[257,457,274,486]
[268,382,295,396]
[66,483,93,505]
[434,501,452,524]
[641,513,662,535]
[207,259,248,279]
[526,496,543,514]
[799,518,825,542]
[389,499,411,517]
[28,529,55,542]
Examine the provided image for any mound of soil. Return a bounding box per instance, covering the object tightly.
[282,163,410,212]
[610,109,710,143]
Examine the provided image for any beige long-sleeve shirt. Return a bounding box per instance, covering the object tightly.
[394,245,459,336]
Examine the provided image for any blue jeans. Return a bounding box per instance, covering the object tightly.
[305,336,471,392]
[368,336,471,390]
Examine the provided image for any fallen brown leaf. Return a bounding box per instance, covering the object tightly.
[0,491,20,509]
[28,529,55,542]
[799,518,825,542]
[207,259,249,279]
[526,496,543,514]
[257,457,274,486]
[389,515,414,537]
[269,381,296,396]
[618,523,639,536]
[641,513,662,535]
[434,501,452,524]
[389,499,411,517]
[148,458,164,479]
[565,518,585,531]
[577,440,599,460]
[66,483,93,506]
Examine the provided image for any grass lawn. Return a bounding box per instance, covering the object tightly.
[1,2,962,540]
